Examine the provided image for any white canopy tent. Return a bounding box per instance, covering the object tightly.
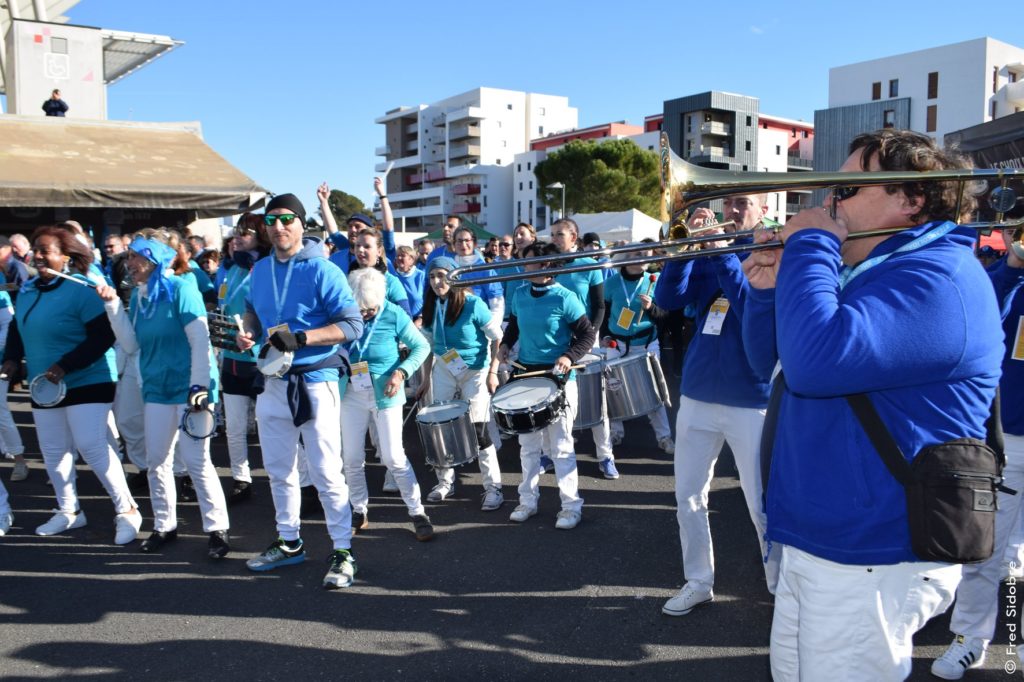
[537,209,663,245]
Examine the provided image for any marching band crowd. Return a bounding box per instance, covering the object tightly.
[0,129,1022,680]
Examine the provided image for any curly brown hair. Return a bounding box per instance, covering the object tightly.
[30,225,95,275]
[849,130,976,224]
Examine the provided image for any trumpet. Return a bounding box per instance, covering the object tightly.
[447,132,1024,286]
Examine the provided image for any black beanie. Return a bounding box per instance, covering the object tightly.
[265,193,306,224]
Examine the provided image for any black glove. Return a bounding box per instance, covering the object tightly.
[268,330,307,352]
[188,384,209,411]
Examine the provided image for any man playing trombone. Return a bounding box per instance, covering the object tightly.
[654,193,779,617]
[741,129,1003,680]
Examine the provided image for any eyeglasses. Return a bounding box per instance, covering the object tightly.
[263,214,299,227]
[360,307,377,316]
[832,186,860,201]
[497,242,513,248]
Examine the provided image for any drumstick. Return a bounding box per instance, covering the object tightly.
[635,274,657,325]
[404,398,420,425]
[513,365,584,379]
[44,268,98,288]
[233,314,255,355]
[511,361,527,371]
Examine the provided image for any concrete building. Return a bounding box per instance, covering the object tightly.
[756,113,815,220]
[511,122,660,228]
[374,87,577,233]
[815,37,1024,172]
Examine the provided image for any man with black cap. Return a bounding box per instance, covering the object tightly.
[237,192,365,590]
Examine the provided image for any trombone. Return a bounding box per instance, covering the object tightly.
[447,132,1024,286]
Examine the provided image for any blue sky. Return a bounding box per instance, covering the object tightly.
[63,1,1021,215]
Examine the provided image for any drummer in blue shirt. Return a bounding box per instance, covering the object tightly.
[498,241,596,530]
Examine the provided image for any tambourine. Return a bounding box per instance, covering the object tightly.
[180,407,217,440]
[30,375,67,407]
[257,345,293,378]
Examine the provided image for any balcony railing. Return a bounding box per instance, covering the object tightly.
[699,121,730,135]
[787,155,813,169]
[449,143,481,160]
[375,145,390,156]
[452,202,481,214]
[452,183,481,196]
[449,123,481,141]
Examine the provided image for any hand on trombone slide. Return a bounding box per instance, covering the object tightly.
[742,226,784,291]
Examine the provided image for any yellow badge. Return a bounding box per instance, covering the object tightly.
[616,307,636,330]
[218,282,228,301]
[701,297,730,336]
[1013,316,1024,361]
[266,323,290,337]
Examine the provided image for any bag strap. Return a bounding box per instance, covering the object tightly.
[986,387,1005,468]
[844,394,912,487]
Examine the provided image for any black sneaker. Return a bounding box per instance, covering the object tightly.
[412,514,434,542]
[177,476,196,502]
[227,480,252,506]
[207,530,230,559]
[352,510,369,534]
[323,549,357,589]
[140,529,177,553]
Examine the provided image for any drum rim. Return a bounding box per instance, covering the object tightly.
[416,399,470,423]
[181,407,217,440]
[257,347,293,377]
[29,375,67,407]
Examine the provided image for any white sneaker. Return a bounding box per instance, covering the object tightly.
[662,583,714,616]
[382,469,399,493]
[509,504,537,523]
[114,510,142,545]
[0,511,12,536]
[10,459,28,481]
[555,509,582,530]
[658,437,675,454]
[427,482,454,503]
[35,509,87,536]
[931,635,987,680]
[480,488,504,511]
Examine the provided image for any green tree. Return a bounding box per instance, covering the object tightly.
[322,189,369,223]
[534,139,661,219]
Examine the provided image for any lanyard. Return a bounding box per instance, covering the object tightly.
[271,256,296,325]
[620,275,646,308]
[354,312,381,358]
[435,299,447,350]
[838,223,956,290]
[222,267,251,307]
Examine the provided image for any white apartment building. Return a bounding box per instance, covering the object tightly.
[756,113,814,222]
[374,87,577,232]
[816,37,1024,171]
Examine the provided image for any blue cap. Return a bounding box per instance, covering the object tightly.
[348,213,375,228]
[429,256,458,273]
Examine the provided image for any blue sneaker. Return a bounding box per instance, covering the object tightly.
[599,458,620,480]
[246,537,306,572]
[539,456,554,473]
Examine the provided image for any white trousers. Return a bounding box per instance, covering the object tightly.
[113,349,146,470]
[430,363,501,490]
[222,393,254,482]
[673,396,778,592]
[949,432,1024,640]
[771,545,961,681]
[256,378,351,549]
[33,402,135,516]
[341,387,424,517]
[0,379,24,456]
[144,402,229,533]
[608,340,671,442]
[517,380,582,513]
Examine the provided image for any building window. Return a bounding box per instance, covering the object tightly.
[762,122,768,129]
[991,101,998,118]
[745,140,751,152]
[993,66,999,94]
[483,196,487,207]
[889,79,899,97]
[791,128,797,137]
[746,115,752,126]
[803,131,809,138]
[507,104,512,110]
[539,126,544,135]
[527,162,531,170]
[883,110,896,128]
[1011,72,1019,83]
[517,201,521,221]
[539,107,546,115]
[496,159,501,165]
[519,182,523,191]
[872,82,882,100]
[537,205,546,224]
[529,181,533,190]
[686,116,692,133]
[686,140,692,156]
[927,72,939,99]
[776,145,781,155]
[517,163,521,172]
[502,140,507,147]
[529,199,533,217]
[926,105,937,132]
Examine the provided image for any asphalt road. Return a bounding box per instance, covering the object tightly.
[0,388,1016,681]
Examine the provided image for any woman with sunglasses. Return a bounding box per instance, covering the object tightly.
[217,213,271,505]
[417,257,504,508]
[498,241,596,530]
[0,225,140,543]
[96,233,230,558]
[340,267,433,541]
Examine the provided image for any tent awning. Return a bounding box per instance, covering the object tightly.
[0,115,265,217]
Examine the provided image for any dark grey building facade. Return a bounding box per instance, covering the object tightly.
[663,91,760,171]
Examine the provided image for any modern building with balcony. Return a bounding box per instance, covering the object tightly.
[813,37,1024,173]
[375,87,577,232]
[757,114,815,221]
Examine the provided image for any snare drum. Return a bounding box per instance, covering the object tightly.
[573,353,605,431]
[491,377,566,434]
[30,375,67,407]
[181,407,217,440]
[415,400,478,469]
[605,352,666,421]
[257,345,293,378]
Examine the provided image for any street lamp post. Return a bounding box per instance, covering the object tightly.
[547,182,565,223]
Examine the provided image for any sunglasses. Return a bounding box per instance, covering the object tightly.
[498,242,513,247]
[263,214,299,227]
[360,307,377,316]
[832,186,860,201]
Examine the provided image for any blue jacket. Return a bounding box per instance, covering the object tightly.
[654,242,770,407]
[989,258,1024,435]
[743,223,1003,565]
[246,238,363,383]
